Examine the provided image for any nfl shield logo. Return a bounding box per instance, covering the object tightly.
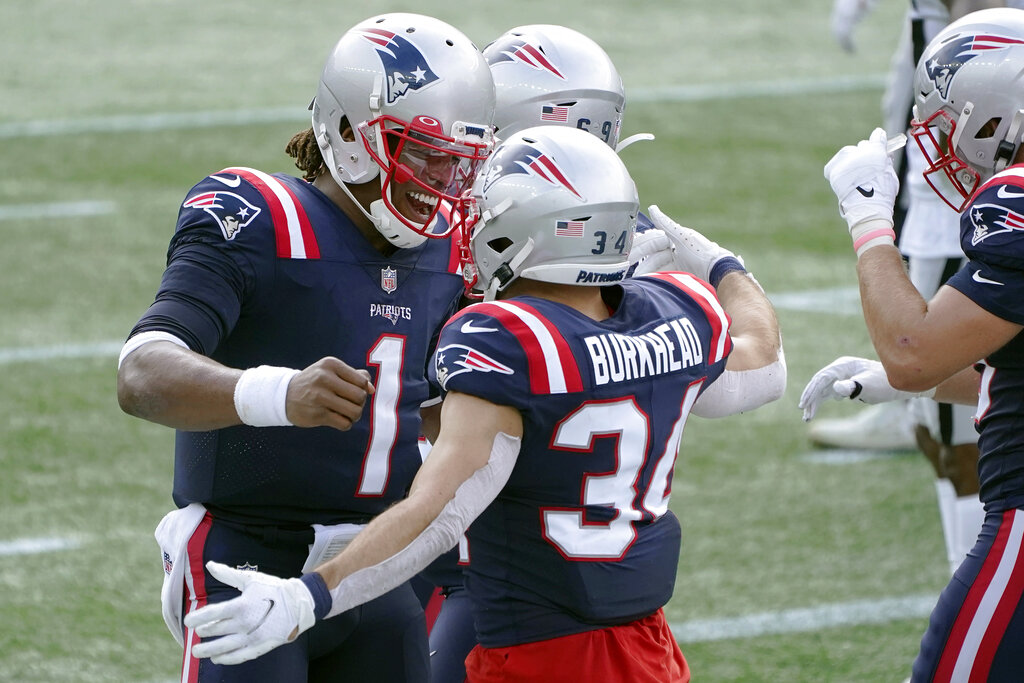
[381,266,398,294]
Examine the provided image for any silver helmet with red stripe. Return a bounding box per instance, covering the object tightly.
[483,25,625,149]
[312,13,496,247]
[911,8,1024,210]
[463,126,637,300]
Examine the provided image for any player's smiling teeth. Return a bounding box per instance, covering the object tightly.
[408,191,438,208]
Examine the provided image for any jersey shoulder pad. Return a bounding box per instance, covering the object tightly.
[178,167,320,259]
[434,303,527,403]
[435,299,587,402]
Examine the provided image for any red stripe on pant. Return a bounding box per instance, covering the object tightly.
[933,509,1023,682]
[181,512,213,683]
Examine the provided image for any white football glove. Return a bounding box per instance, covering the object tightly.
[643,205,745,285]
[628,227,676,275]
[831,0,877,52]
[824,128,899,256]
[799,355,936,421]
[183,561,318,665]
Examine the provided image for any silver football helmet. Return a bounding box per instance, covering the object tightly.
[482,25,626,149]
[464,126,638,300]
[911,8,1024,210]
[311,13,496,248]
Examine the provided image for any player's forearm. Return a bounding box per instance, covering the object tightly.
[714,270,782,370]
[117,341,243,430]
[934,366,983,406]
[855,245,944,391]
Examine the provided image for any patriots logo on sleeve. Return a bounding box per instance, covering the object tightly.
[484,37,565,79]
[968,200,1024,246]
[183,190,261,240]
[434,343,514,390]
[926,33,1024,100]
[357,28,440,104]
[481,141,583,199]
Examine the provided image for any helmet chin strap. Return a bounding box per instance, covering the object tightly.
[615,133,655,153]
[370,197,429,249]
[995,108,1024,173]
[482,238,535,302]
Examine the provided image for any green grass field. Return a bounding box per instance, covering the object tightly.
[0,1,957,681]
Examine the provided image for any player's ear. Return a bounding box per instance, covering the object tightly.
[339,117,355,143]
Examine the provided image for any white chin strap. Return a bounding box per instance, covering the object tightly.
[370,198,429,249]
[615,132,655,153]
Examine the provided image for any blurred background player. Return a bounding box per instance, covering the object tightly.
[182,124,785,683]
[814,0,1011,576]
[116,13,495,682]
[808,8,1024,678]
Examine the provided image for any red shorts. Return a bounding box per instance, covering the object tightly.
[465,608,690,683]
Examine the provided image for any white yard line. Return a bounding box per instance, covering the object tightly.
[0,536,81,556]
[0,75,886,139]
[0,341,123,364]
[0,200,116,221]
[670,593,937,643]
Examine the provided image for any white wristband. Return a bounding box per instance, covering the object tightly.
[233,365,300,427]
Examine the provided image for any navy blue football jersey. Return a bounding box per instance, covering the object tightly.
[428,272,732,647]
[946,166,1024,510]
[129,167,466,524]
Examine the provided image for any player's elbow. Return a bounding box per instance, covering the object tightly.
[116,355,165,420]
[883,361,941,394]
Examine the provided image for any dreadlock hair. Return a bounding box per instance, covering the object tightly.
[286,128,326,182]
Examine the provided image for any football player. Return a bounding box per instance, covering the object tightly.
[412,25,726,681]
[116,13,495,683]
[804,8,1024,679]
[180,124,785,682]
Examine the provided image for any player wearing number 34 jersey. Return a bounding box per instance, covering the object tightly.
[434,276,730,647]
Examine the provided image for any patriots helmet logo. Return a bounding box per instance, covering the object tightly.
[434,342,514,390]
[485,36,565,79]
[358,28,440,104]
[183,190,261,241]
[968,200,1024,245]
[481,141,583,200]
[926,33,1024,100]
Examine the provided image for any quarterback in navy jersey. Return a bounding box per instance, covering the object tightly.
[180,127,785,682]
[803,9,1024,681]
[162,167,466,522]
[116,13,496,683]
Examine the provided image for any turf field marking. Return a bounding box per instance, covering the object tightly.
[0,200,116,220]
[0,341,123,364]
[670,593,937,643]
[0,536,81,557]
[769,286,861,315]
[800,448,915,464]
[0,75,886,139]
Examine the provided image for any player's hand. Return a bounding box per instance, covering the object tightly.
[831,0,876,52]
[644,205,743,284]
[183,562,317,665]
[799,356,934,421]
[628,227,676,275]
[824,128,899,251]
[286,357,374,431]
